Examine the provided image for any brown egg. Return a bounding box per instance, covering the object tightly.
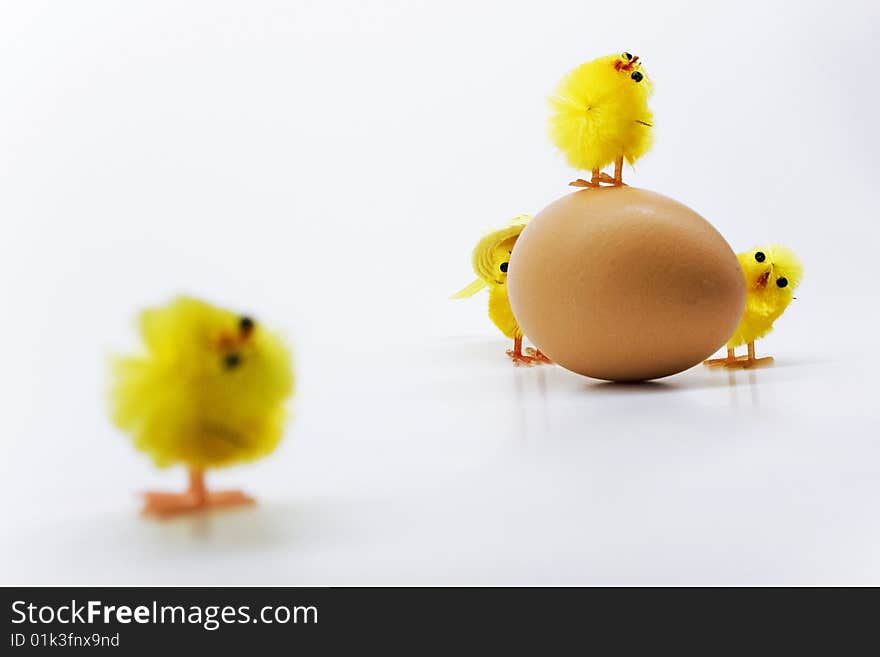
[508,187,744,381]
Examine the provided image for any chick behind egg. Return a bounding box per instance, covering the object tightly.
[453,215,550,364]
[485,236,520,340]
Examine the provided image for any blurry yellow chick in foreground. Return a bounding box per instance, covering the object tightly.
[111,296,294,517]
[549,52,653,189]
[705,246,803,368]
[452,215,550,365]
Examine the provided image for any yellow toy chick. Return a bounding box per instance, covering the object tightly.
[453,215,550,365]
[549,52,654,189]
[110,296,294,517]
[705,245,803,368]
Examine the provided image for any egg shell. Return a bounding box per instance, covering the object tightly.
[507,187,745,381]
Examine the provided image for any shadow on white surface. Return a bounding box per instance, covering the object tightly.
[5,497,408,585]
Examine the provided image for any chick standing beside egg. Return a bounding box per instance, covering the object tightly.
[110,296,294,518]
[705,245,803,368]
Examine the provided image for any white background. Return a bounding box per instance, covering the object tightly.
[1,0,878,585]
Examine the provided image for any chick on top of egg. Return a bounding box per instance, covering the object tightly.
[705,245,803,368]
[549,51,654,189]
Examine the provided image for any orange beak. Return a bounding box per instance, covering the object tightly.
[614,55,639,72]
[216,330,253,351]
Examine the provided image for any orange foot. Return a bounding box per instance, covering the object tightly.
[524,347,553,364]
[142,489,255,519]
[506,349,536,366]
[704,354,742,367]
[704,355,774,369]
[569,173,627,188]
[726,356,774,369]
[569,172,613,188]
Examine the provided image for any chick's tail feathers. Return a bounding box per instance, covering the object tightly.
[451,279,488,299]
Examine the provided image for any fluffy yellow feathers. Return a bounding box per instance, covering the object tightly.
[729,245,802,347]
[706,245,803,368]
[453,216,550,365]
[111,296,294,470]
[452,215,529,339]
[549,52,654,178]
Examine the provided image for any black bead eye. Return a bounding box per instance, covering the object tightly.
[631,71,643,82]
[776,277,788,288]
[223,352,242,369]
[754,251,766,263]
[239,316,254,334]
[623,52,633,61]
[500,262,509,273]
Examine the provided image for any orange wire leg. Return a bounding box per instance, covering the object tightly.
[141,468,255,519]
[704,342,774,369]
[613,156,624,185]
[704,346,738,366]
[506,336,536,366]
[739,341,774,368]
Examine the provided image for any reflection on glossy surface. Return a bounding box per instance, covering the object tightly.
[2,336,878,586]
[725,369,761,408]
